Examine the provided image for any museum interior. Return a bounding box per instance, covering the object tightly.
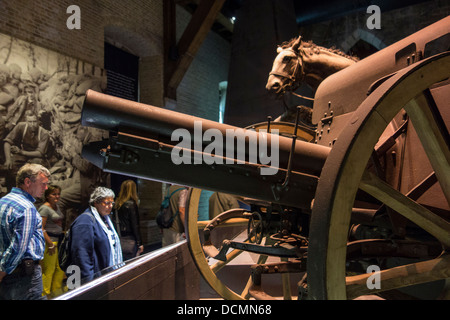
[0,0,449,301]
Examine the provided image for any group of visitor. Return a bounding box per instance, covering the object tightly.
[0,163,142,300]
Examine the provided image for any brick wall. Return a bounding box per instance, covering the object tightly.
[0,0,232,247]
[0,0,163,67]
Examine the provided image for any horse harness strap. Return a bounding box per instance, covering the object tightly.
[269,49,305,84]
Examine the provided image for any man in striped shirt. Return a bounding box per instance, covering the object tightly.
[0,163,50,300]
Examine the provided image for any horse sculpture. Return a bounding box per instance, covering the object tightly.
[266,36,359,96]
[265,36,359,124]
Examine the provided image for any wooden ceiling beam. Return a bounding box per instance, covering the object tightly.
[183,0,234,33]
[165,0,226,100]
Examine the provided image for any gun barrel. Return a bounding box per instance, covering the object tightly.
[82,90,329,176]
[81,90,331,208]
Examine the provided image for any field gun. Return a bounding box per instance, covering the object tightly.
[81,16,450,300]
[81,89,329,210]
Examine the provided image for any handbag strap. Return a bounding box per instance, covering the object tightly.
[166,187,184,198]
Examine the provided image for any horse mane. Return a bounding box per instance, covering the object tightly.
[280,37,359,62]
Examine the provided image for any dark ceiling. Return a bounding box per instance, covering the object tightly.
[291,0,432,25]
[203,0,434,41]
[221,0,432,24]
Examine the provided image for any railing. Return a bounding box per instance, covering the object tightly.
[54,240,199,300]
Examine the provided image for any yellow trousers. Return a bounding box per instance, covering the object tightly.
[41,241,66,298]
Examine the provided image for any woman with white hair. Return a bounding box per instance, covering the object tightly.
[69,187,123,283]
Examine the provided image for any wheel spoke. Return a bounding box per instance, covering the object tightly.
[281,257,292,299]
[209,237,256,274]
[404,92,450,206]
[186,188,246,300]
[346,254,450,299]
[210,245,244,273]
[187,188,298,300]
[360,171,450,248]
[241,254,268,299]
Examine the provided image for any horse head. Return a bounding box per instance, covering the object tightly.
[266,36,304,96]
[266,36,358,97]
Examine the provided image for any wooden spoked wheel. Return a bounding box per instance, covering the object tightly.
[308,52,450,299]
[185,188,252,300]
[185,188,299,300]
[185,122,316,300]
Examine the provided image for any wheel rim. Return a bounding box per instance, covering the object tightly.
[185,188,302,300]
[308,52,450,299]
[185,188,249,300]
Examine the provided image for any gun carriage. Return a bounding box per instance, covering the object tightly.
[81,17,450,300]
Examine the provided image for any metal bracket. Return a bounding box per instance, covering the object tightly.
[271,106,302,201]
[210,239,304,262]
[248,260,306,300]
[320,114,333,126]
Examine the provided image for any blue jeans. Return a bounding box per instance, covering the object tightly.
[0,264,47,300]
